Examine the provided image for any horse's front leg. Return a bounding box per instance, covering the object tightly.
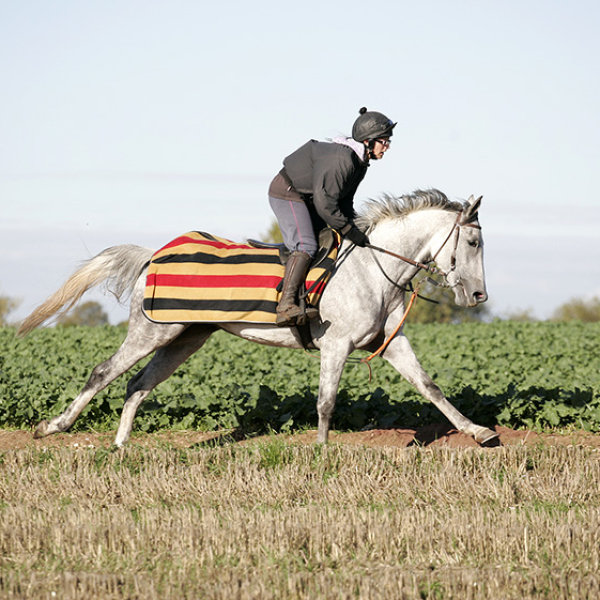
[381,333,499,445]
[317,343,353,444]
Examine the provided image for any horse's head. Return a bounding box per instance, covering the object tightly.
[357,189,488,309]
[435,195,488,308]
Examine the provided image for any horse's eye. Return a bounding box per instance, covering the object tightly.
[468,240,478,248]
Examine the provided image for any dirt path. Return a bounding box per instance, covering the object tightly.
[2,424,600,451]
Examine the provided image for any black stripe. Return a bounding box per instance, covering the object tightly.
[153,252,282,266]
[195,231,219,241]
[315,256,336,270]
[143,297,278,314]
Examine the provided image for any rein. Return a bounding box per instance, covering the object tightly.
[301,209,481,374]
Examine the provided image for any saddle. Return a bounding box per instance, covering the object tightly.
[246,228,338,272]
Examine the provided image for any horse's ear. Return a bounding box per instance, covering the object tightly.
[463,195,482,223]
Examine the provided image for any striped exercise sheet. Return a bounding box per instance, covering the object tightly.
[142,231,338,324]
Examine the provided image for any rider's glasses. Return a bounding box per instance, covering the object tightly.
[374,138,391,148]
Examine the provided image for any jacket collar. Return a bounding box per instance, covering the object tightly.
[331,136,368,163]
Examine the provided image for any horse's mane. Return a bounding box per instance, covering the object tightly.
[355,188,465,231]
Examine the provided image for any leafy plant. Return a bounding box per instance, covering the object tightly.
[1,321,599,435]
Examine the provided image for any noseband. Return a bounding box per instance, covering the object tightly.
[433,211,482,288]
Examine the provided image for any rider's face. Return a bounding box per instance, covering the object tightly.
[369,138,391,160]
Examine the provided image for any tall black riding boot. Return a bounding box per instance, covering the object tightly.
[276,251,312,327]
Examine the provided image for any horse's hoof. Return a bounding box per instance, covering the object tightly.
[474,427,501,446]
[33,420,50,439]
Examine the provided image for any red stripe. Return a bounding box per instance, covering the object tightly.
[147,273,282,289]
[308,280,326,295]
[157,236,256,253]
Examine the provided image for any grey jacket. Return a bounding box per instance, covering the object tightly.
[282,139,369,231]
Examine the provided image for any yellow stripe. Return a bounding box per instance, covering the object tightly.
[144,286,280,301]
[146,263,284,277]
[145,308,277,323]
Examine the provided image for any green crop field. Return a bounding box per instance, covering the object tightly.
[1,321,599,435]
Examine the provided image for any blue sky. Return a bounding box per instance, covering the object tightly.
[1,0,599,324]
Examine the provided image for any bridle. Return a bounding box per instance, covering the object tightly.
[359,209,482,368]
[366,210,481,290]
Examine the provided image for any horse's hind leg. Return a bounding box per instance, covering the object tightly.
[34,320,188,439]
[113,324,215,447]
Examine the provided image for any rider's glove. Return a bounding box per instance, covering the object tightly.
[345,226,369,247]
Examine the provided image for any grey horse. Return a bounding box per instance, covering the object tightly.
[18,189,498,447]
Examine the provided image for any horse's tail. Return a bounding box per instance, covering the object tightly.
[17,245,154,337]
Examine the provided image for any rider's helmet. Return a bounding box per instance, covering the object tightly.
[351,107,397,142]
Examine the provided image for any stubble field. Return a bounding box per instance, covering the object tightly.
[1,438,600,599]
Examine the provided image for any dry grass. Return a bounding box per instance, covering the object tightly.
[1,440,600,599]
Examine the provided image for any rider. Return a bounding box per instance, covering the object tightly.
[269,107,396,326]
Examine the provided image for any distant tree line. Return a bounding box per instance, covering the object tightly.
[0,294,20,327]
[1,276,599,328]
[0,290,109,328]
[54,301,109,327]
[551,296,600,322]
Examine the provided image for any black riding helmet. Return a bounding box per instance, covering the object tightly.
[351,107,397,142]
